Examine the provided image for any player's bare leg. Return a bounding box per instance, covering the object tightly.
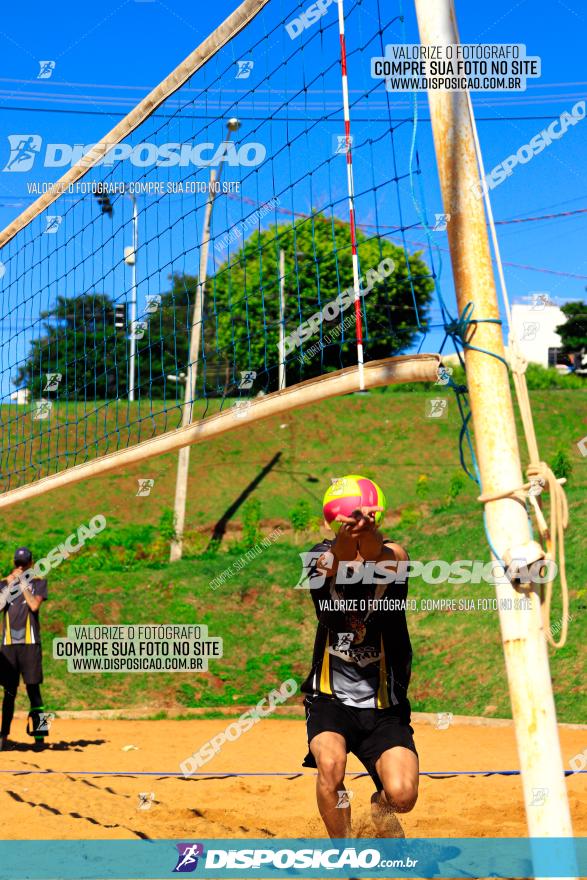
[310,731,352,838]
[371,746,418,835]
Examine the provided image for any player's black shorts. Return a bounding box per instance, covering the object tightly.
[303,695,417,791]
[0,645,44,687]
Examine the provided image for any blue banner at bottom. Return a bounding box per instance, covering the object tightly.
[0,837,584,879]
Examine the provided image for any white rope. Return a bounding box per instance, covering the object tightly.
[453,1,570,648]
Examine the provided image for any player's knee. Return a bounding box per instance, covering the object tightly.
[316,755,346,791]
[382,779,418,813]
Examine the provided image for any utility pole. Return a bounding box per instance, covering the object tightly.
[170,118,241,562]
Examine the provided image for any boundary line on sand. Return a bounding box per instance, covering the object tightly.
[12,710,586,729]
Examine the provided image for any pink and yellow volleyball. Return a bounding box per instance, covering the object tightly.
[322,474,386,530]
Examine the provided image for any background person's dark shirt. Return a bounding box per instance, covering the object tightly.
[1,578,48,645]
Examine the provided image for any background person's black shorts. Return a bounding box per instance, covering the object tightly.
[0,645,44,688]
[303,695,417,791]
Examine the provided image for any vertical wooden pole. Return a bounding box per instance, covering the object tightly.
[413,0,575,864]
[170,122,240,561]
[169,175,215,562]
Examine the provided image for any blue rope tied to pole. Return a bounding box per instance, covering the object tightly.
[437,303,513,563]
[443,302,507,368]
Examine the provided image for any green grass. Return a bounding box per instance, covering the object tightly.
[2,387,585,723]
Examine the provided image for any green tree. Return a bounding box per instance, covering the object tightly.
[207,213,434,391]
[15,293,127,399]
[556,301,587,354]
[15,285,195,401]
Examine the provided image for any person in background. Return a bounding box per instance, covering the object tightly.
[0,548,49,750]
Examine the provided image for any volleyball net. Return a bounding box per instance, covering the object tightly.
[0,0,442,500]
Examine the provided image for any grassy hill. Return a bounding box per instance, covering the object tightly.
[1,385,585,722]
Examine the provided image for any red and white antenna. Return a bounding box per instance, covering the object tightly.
[336,0,365,391]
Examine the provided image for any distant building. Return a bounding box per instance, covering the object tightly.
[510,302,568,368]
[10,388,29,404]
[439,300,572,371]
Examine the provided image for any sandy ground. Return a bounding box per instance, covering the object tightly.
[0,717,584,841]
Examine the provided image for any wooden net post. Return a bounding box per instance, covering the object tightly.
[413,0,575,867]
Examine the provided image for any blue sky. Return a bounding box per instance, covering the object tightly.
[0,0,585,392]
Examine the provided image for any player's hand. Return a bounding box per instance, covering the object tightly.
[336,506,384,561]
[4,568,27,600]
[335,506,383,537]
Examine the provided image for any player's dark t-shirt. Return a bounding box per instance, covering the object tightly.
[1,578,48,645]
[300,540,412,716]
